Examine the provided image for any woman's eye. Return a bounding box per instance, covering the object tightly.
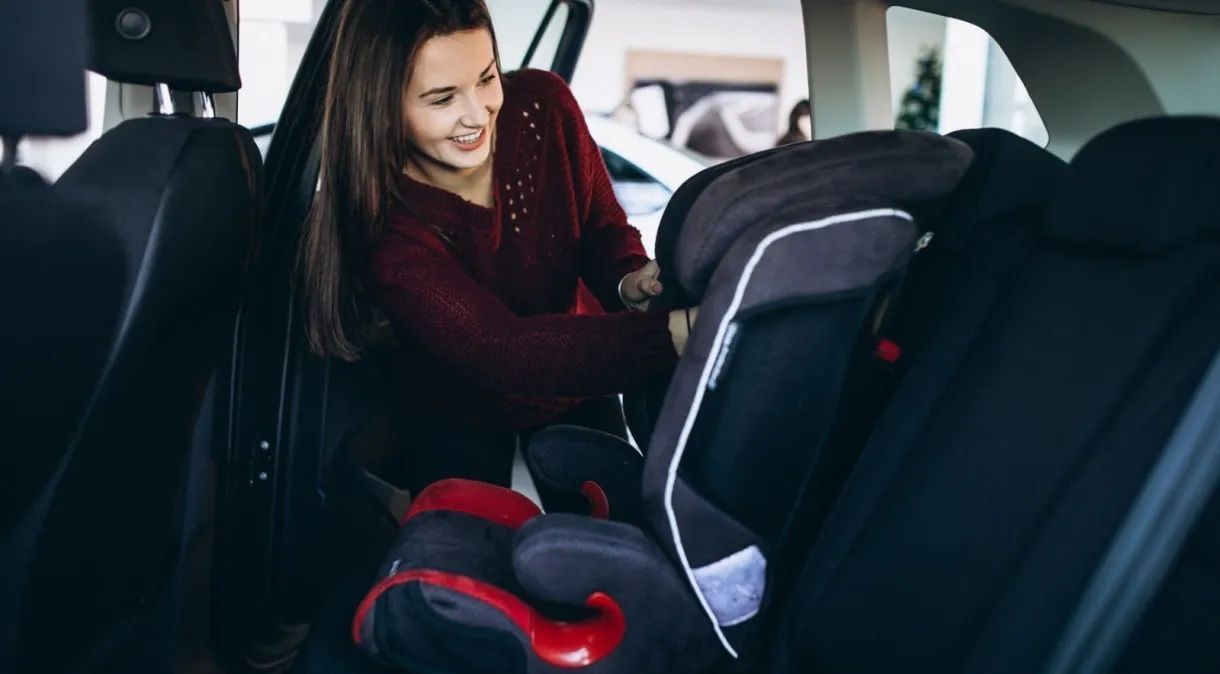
[478,74,497,87]
[431,95,454,107]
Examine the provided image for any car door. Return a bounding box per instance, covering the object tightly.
[209,1,594,667]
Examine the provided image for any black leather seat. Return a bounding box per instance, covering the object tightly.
[2,1,262,671]
[0,0,127,667]
[769,116,1220,674]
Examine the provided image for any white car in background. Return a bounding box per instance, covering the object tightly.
[584,114,709,256]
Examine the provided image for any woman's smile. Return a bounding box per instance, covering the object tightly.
[449,127,487,150]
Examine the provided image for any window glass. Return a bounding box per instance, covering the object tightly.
[238,0,323,127]
[601,148,671,217]
[485,0,563,71]
[11,72,108,182]
[238,0,564,129]
[887,7,1048,146]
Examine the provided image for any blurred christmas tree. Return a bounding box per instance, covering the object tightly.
[895,47,942,131]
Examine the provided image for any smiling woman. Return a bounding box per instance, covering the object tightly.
[297,0,699,509]
[401,33,503,205]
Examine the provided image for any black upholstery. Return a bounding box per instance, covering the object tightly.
[0,186,127,670]
[0,0,129,669]
[770,117,1220,674]
[88,0,241,92]
[3,116,261,673]
[0,0,89,136]
[2,2,262,670]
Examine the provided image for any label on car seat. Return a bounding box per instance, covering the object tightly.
[707,322,740,391]
[691,545,766,627]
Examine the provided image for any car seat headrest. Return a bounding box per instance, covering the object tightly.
[674,130,973,297]
[1045,116,1220,255]
[88,0,240,93]
[938,128,1067,250]
[0,0,89,137]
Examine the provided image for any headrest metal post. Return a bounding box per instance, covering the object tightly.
[154,83,176,116]
[197,92,216,119]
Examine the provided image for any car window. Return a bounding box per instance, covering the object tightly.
[237,0,325,128]
[485,0,569,71]
[601,147,671,217]
[239,0,569,130]
[887,7,1048,146]
[10,72,107,182]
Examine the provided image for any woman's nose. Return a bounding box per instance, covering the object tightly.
[462,94,489,127]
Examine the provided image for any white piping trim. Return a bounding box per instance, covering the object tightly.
[663,208,914,657]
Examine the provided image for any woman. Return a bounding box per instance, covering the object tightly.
[777,98,813,146]
[298,0,696,502]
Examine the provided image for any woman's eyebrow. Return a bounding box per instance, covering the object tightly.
[418,60,498,98]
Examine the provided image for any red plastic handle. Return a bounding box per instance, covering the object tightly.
[581,481,611,520]
[401,478,541,528]
[353,569,626,668]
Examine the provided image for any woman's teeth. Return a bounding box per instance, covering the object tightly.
[451,129,483,144]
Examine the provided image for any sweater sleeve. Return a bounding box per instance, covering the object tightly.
[372,232,677,398]
[548,75,652,311]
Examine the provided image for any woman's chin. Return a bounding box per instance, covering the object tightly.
[444,149,492,173]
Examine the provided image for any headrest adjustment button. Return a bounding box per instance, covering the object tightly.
[116,8,152,41]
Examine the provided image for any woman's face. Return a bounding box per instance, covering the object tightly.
[797,114,812,139]
[403,28,503,174]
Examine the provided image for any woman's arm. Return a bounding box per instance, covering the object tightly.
[546,75,655,311]
[373,236,678,398]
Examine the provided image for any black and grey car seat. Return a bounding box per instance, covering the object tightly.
[339,131,973,673]
[766,116,1220,674]
[736,126,1069,666]
[3,1,262,672]
[524,128,1072,670]
[0,0,127,666]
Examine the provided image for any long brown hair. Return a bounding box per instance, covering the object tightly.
[299,0,499,361]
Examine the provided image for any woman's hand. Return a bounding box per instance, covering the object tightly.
[668,306,699,356]
[620,260,663,312]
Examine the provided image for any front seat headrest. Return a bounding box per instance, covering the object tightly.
[0,0,89,137]
[675,130,973,297]
[88,0,240,92]
[1046,115,1220,255]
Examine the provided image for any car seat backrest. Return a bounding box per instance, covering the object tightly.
[637,131,972,655]
[746,130,1070,662]
[781,116,1220,674]
[0,0,129,669]
[628,132,976,449]
[11,1,263,671]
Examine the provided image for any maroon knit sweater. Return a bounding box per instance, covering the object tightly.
[370,69,678,431]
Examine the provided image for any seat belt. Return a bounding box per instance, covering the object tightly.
[1047,347,1220,674]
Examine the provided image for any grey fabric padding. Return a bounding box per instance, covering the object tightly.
[675,130,972,296]
[641,208,917,655]
[649,210,917,459]
[692,545,767,627]
[357,510,522,658]
[511,514,725,674]
[359,584,524,660]
[667,477,760,570]
[724,206,918,316]
[419,585,522,637]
